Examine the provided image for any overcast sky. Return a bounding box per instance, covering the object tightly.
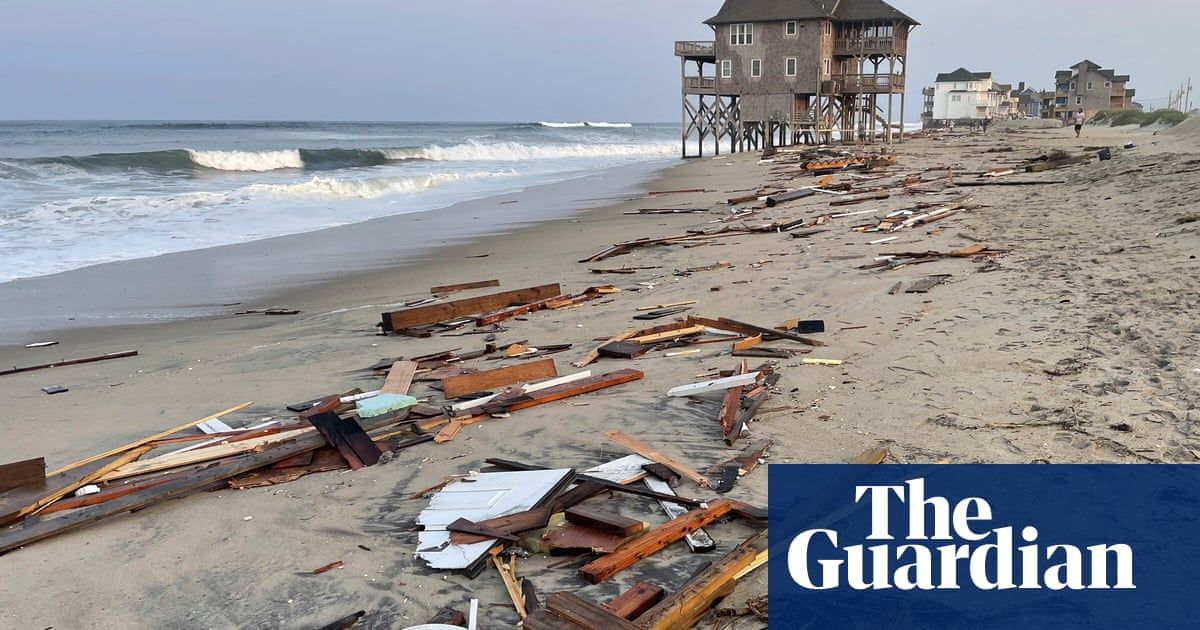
[0,0,1195,121]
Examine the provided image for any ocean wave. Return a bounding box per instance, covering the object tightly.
[14,170,516,224]
[382,140,674,162]
[539,122,588,128]
[585,122,634,128]
[187,149,303,171]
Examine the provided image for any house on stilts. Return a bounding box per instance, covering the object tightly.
[675,0,918,157]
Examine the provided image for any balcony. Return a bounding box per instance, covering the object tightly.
[683,76,717,95]
[675,41,716,61]
[833,37,896,55]
[824,73,904,94]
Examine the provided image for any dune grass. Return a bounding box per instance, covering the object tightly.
[1093,109,1188,127]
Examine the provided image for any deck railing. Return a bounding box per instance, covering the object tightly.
[683,76,717,93]
[833,37,896,54]
[675,41,716,57]
[828,73,904,93]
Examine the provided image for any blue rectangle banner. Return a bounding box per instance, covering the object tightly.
[768,465,1200,629]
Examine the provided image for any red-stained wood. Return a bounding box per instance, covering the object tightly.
[382,284,561,331]
[441,358,558,399]
[487,369,643,414]
[604,581,666,620]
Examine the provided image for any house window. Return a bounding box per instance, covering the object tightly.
[1086,81,1093,90]
[751,59,762,78]
[1105,81,1112,88]
[785,21,797,36]
[785,58,797,77]
[730,23,753,46]
[823,21,831,35]
[822,58,830,76]
[951,95,961,102]
[1076,96,1082,105]
[720,60,732,79]
[1070,81,1076,90]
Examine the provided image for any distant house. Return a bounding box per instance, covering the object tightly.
[674,0,919,156]
[1012,82,1041,118]
[1042,60,1135,120]
[927,68,1002,127]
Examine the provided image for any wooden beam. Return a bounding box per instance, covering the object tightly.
[46,402,253,476]
[564,506,645,538]
[486,369,644,414]
[0,413,408,554]
[305,412,382,470]
[688,315,825,346]
[603,431,707,486]
[849,446,889,464]
[572,329,637,368]
[544,592,641,630]
[430,279,500,294]
[381,284,561,332]
[0,458,44,492]
[577,499,735,584]
[380,361,417,395]
[441,358,558,399]
[637,531,766,630]
[605,582,665,620]
[630,325,706,345]
[0,350,138,377]
[18,446,152,520]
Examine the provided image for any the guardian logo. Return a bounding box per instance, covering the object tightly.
[788,478,1136,591]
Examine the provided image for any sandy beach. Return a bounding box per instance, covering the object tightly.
[2,119,1199,628]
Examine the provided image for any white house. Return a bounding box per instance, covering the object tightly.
[929,68,1003,125]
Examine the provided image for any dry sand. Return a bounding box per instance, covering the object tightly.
[1,120,1198,629]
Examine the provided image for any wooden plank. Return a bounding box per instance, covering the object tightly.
[450,507,553,545]
[0,413,408,554]
[0,458,117,526]
[0,458,45,492]
[906,275,953,293]
[448,518,520,542]
[629,325,705,345]
[381,284,561,332]
[573,330,636,368]
[430,279,500,294]
[380,361,417,395]
[485,458,703,509]
[99,428,314,481]
[305,412,382,470]
[577,499,735,584]
[486,369,644,414]
[605,582,665,620]
[603,431,706,486]
[475,294,569,326]
[718,383,745,441]
[637,531,766,630]
[17,446,152,520]
[597,341,648,359]
[47,401,254,476]
[493,551,528,621]
[850,446,890,464]
[731,334,762,353]
[442,358,558,399]
[0,350,138,377]
[564,506,645,537]
[666,372,760,398]
[544,592,641,630]
[715,316,826,346]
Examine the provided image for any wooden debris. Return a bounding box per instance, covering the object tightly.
[630,325,706,344]
[441,358,558,399]
[0,458,45,493]
[430,279,500,294]
[636,531,767,630]
[527,592,641,630]
[305,412,382,469]
[449,518,521,542]
[493,550,528,621]
[598,341,649,360]
[379,361,417,395]
[905,274,953,293]
[565,506,646,538]
[604,431,707,486]
[688,315,825,346]
[731,334,762,352]
[849,446,890,464]
[573,330,637,368]
[605,582,666,620]
[1,350,138,377]
[578,499,735,583]
[485,369,643,414]
[312,560,344,574]
[381,284,561,332]
[667,372,760,397]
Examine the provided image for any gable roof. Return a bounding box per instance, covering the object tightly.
[935,67,991,83]
[1072,59,1101,70]
[705,0,918,26]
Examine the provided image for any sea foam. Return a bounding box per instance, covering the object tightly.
[187,149,304,171]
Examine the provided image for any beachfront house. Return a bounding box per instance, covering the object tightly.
[675,0,919,157]
[1042,60,1135,121]
[926,68,1002,127]
[1014,83,1042,118]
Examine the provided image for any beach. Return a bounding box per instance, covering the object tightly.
[2,120,1199,628]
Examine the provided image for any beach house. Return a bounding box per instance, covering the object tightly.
[925,68,1003,127]
[675,0,918,157]
[1042,60,1135,121]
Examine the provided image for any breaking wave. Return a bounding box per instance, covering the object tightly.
[539,122,588,128]
[585,122,634,128]
[12,139,670,175]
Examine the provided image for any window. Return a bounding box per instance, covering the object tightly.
[952,95,962,102]
[1070,81,1076,90]
[823,21,831,35]
[840,60,849,75]
[822,58,830,75]
[730,23,753,46]
[720,60,731,79]
[1086,81,1093,90]
[785,57,797,77]
[1076,96,1082,105]
[751,59,762,78]
[785,21,797,36]
[1105,81,1112,88]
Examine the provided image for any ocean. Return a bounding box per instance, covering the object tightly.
[0,121,680,283]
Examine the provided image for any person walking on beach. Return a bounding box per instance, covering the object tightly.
[981,116,991,134]
[1073,109,1085,138]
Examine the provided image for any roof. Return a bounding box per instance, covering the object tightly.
[1072,59,1101,70]
[705,0,918,26]
[1055,70,1072,78]
[935,67,992,83]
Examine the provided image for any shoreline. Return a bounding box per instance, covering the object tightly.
[0,158,679,344]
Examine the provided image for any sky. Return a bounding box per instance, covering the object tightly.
[0,0,1196,122]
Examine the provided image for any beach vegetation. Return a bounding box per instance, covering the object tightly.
[1092,109,1188,127]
